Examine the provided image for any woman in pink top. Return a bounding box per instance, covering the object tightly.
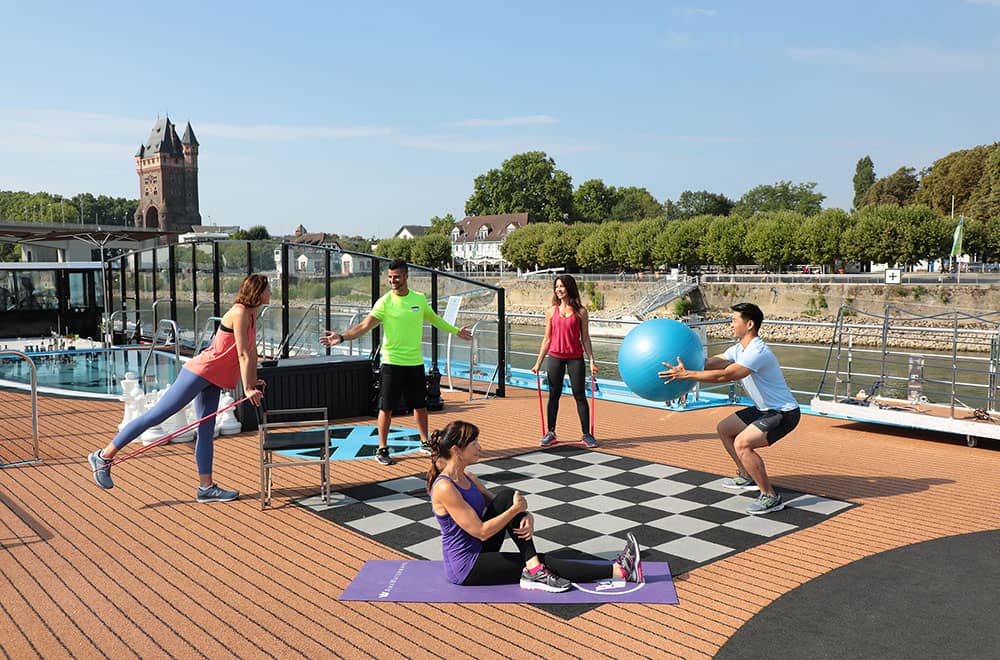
[531,274,598,447]
[87,275,268,503]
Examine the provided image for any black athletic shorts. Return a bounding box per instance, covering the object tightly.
[735,406,800,445]
[379,364,427,411]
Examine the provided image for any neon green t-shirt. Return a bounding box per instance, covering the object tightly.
[371,289,459,366]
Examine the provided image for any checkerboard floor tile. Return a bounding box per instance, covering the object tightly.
[303,446,855,578]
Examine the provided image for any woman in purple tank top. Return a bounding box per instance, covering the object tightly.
[427,421,643,592]
[531,275,598,448]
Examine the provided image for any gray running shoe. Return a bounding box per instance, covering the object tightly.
[746,492,784,515]
[88,450,114,489]
[519,566,571,592]
[722,474,759,491]
[581,433,598,448]
[419,441,432,455]
[196,484,239,503]
[616,532,644,583]
[375,447,395,465]
[539,432,557,447]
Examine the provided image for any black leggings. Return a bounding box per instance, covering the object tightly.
[461,487,613,586]
[546,356,589,435]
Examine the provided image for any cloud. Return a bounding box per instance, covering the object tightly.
[658,29,741,51]
[677,7,717,17]
[642,133,740,145]
[394,133,597,155]
[453,115,559,128]
[196,122,392,141]
[0,108,394,155]
[787,42,991,76]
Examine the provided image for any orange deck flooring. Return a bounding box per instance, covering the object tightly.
[2,387,999,658]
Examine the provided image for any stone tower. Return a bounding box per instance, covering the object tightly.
[134,117,201,237]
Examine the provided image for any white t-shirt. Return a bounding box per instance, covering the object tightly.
[723,336,798,412]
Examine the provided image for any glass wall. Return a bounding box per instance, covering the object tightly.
[137,250,155,332]
[251,242,281,356]
[103,241,505,395]
[173,243,196,341]
[194,243,216,337]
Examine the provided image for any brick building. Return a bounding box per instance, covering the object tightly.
[133,117,201,238]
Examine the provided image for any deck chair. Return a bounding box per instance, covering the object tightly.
[259,407,330,510]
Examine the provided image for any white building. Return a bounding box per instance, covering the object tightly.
[451,213,530,270]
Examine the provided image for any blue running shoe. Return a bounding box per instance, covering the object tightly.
[88,450,114,489]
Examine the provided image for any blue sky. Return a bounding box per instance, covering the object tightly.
[2,0,999,238]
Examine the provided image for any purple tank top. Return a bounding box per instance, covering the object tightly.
[432,474,485,584]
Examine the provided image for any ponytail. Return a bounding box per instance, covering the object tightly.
[425,421,480,493]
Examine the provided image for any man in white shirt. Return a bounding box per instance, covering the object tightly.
[659,303,800,515]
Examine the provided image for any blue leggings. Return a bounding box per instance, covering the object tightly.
[112,368,222,475]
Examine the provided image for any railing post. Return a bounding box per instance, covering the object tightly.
[281,243,290,360]
[168,243,177,324]
[498,286,506,397]
[431,270,439,369]
[212,241,221,318]
[0,351,40,468]
[325,248,332,357]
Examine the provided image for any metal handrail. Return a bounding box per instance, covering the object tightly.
[193,302,214,342]
[151,297,172,328]
[279,303,325,357]
[194,316,224,355]
[468,319,500,400]
[0,351,41,467]
[256,304,283,358]
[140,319,181,392]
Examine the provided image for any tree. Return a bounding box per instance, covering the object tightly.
[703,216,748,271]
[538,223,581,269]
[733,181,825,216]
[852,156,876,210]
[962,217,991,261]
[572,179,617,223]
[744,211,804,271]
[968,146,1000,223]
[577,221,626,271]
[609,187,662,223]
[653,215,713,272]
[798,208,850,271]
[617,217,667,268]
[500,222,548,270]
[426,213,457,236]
[858,167,919,208]
[231,225,271,241]
[464,151,573,223]
[410,234,452,268]
[671,190,734,219]
[895,205,951,268]
[374,237,412,262]
[916,144,996,216]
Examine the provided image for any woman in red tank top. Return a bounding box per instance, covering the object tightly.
[87,275,269,503]
[530,275,598,447]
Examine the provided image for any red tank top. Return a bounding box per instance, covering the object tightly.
[548,308,584,359]
[185,305,256,389]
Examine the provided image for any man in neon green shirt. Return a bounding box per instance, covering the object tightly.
[321,259,472,464]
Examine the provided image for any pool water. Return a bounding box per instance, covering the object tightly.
[0,348,183,398]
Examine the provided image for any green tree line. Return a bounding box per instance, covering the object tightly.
[495,204,995,273]
[0,190,138,225]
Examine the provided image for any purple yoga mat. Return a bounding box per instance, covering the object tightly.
[339,560,678,604]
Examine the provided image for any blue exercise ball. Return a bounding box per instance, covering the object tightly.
[618,318,705,402]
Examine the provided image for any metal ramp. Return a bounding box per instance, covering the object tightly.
[810,304,1000,448]
[630,275,698,319]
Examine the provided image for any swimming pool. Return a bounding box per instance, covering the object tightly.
[0,347,183,399]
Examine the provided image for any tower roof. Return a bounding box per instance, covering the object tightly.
[141,117,183,157]
[181,122,199,146]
